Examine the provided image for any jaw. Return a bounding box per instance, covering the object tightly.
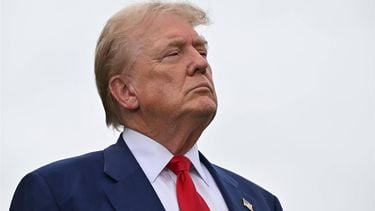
[123,91,217,155]
[187,99,217,119]
[183,91,218,116]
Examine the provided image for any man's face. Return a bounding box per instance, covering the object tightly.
[127,14,217,123]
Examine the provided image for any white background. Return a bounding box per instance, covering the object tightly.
[1,0,374,210]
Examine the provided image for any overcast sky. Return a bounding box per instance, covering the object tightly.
[1,0,375,210]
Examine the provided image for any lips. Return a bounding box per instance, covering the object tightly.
[189,82,212,93]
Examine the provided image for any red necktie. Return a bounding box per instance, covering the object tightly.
[167,156,210,211]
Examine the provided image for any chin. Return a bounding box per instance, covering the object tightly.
[189,98,217,118]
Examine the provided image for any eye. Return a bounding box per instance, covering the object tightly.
[166,51,179,57]
[199,51,207,58]
[160,50,180,62]
[199,51,208,58]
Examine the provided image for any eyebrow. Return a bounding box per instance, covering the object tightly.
[195,35,208,47]
[161,36,208,50]
[147,35,209,58]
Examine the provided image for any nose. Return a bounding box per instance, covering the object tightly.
[187,49,209,75]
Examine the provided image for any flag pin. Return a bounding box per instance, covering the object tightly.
[242,198,254,211]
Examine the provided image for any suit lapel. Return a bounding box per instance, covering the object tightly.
[102,135,255,211]
[103,136,165,211]
[200,153,256,211]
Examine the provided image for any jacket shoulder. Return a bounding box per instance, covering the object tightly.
[35,150,104,177]
[212,164,283,211]
[11,150,107,210]
[213,164,270,193]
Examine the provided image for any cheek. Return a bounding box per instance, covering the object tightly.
[140,63,188,97]
[152,71,186,90]
[144,74,182,98]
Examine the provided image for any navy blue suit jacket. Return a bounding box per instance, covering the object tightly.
[10,135,283,211]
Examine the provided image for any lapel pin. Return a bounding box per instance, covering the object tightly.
[242,198,254,211]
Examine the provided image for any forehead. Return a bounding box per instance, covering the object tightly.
[140,14,205,47]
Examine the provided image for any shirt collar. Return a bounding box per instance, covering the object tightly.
[122,128,209,185]
[185,144,209,185]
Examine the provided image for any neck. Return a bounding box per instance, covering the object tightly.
[125,113,213,155]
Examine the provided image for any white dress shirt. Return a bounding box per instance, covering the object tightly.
[122,129,229,211]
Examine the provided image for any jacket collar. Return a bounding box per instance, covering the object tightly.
[199,153,257,211]
[103,134,252,211]
[103,135,165,211]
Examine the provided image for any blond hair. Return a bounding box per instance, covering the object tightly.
[95,2,209,129]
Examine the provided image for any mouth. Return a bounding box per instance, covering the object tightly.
[189,82,213,93]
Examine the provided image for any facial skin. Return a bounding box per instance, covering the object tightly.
[109,14,217,154]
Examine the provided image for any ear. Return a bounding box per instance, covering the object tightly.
[108,75,139,110]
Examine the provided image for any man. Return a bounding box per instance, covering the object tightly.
[11,2,283,211]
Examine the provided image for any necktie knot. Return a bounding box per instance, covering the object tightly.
[166,155,210,211]
[167,155,191,174]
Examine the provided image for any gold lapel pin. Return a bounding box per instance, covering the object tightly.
[242,198,254,211]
